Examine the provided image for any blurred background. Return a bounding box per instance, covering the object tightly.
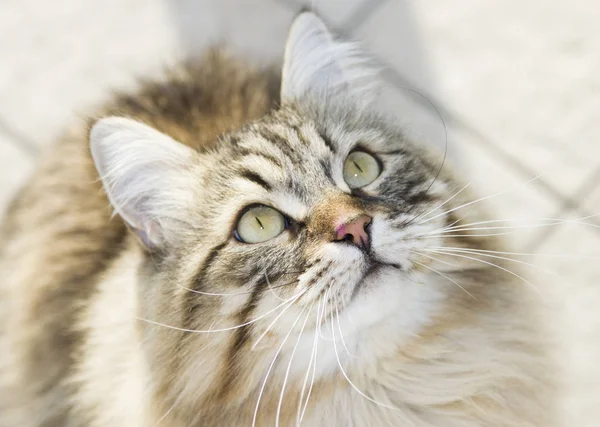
[0,0,598,425]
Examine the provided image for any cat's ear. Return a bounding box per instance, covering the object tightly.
[281,11,380,106]
[90,117,197,250]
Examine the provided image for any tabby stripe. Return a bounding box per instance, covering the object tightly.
[236,148,282,168]
[319,131,336,153]
[218,274,269,398]
[286,178,308,200]
[320,158,334,183]
[191,241,227,292]
[293,125,310,146]
[239,169,273,191]
[259,130,299,162]
[183,241,228,330]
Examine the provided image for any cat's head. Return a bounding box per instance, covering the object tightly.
[90,11,484,422]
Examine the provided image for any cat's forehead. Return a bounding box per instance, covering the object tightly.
[215,122,341,213]
[226,111,393,172]
[200,110,412,223]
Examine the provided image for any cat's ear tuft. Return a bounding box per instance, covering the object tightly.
[281,11,380,106]
[90,117,197,250]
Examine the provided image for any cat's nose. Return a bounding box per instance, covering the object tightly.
[334,214,372,251]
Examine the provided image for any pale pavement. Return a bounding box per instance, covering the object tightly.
[1,1,598,425]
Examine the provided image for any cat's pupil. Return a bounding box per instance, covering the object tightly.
[255,217,264,230]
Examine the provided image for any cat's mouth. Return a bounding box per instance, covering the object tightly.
[365,258,402,277]
[349,258,402,301]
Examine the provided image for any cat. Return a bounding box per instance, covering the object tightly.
[0,11,556,427]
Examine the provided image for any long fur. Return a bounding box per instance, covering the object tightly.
[0,13,556,427]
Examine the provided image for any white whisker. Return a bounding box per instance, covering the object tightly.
[253,297,299,350]
[422,247,559,277]
[426,249,541,295]
[416,252,460,268]
[252,305,307,427]
[416,214,600,241]
[298,292,327,426]
[151,391,184,427]
[418,231,532,238]
[296,297,321,426]
[334,294,357,358]
[175,285,253,297]
[427,246,600,259]
[414,182,471,223]
[318,288,332,341]
[137,288,307,334]
[329,310,400,411]
[266,271,287,302]
[276,303,313,427]
[414,260,475,299]
[417,174,543,226]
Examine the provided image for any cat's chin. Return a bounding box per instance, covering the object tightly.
[288,267,443,381]
[349,260,403,302]
[343,265,442,339]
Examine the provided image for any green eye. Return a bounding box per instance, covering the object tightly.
[234,205,286,243]
[343,151,381,188]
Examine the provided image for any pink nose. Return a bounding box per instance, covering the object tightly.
[334,214,372,250]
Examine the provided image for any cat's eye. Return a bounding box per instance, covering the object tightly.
[234,205,286,243]
[343,151,381,189]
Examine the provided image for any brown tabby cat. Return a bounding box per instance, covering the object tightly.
[0,11,555,427]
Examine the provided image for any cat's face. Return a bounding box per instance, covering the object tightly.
[90,11,480,420]
[177,105,448,337]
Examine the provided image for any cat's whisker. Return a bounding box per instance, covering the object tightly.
[252,305,308,427]
[416,217,561,238]
[413,260,476,299]
[416,174,544,226]
[175,285,254,297]
[334,293,358,358]
[252,295,300,350]
[425,219,599,235]
[266,271,288,302]
[296,296,321,426]
[211,249,306,277]
[296,304,318,426]
[151,388,188,427]
[422,246,560,277]
[423,212,600,235]
[416,252,461,268]
[318,287,333,341]
[137,288,307,334]
[436,209,472,234]
[417,231,533,238]
[426,249,541,295]
[409,182,471,225]
[329,310,400,411]
[298,292,327,426]
[426,246,600,260]
[174,275,301,297]
[276,302,313,427]
[415,214,600,241]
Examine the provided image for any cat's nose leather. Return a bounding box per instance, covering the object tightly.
[334,214,372,251]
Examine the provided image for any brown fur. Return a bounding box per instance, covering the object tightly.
[0,49,279,427]
[0,39,556,426]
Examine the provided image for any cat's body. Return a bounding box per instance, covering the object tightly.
[0,13,555,427]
